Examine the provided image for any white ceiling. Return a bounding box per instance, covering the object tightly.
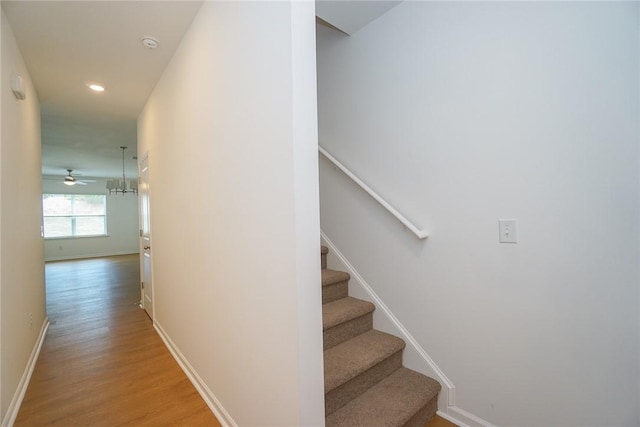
[3,0,398,180]
[316,0,401,35]
[2,0,203,178]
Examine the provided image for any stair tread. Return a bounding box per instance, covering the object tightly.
[326,367,441,427]
[322,269,350,287]
[324,329,405,392]
[323,297,375,330]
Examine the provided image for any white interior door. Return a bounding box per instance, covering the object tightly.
[139,155,153,319]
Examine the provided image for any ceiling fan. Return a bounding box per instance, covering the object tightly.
[63,169,96,186]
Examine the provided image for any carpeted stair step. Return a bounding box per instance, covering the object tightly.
[319,245,442,424]
[324,329,405,415]
[323,296,375,350]
[322,269,350,304]
[321,245,329,269]
[325,367,442,427]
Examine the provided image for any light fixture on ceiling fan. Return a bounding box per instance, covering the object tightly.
[106,146,138,195]
[63,169,95,186]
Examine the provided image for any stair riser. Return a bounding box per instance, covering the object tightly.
[322,281,348,304]
[404,395,438,427]
[319,245,441,425]
[325,351,403,416]
[324,314,373,350]
[321,246,329,269]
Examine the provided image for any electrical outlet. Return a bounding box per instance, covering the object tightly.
[499,219,518,243]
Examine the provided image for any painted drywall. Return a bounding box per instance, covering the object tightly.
[138,2,323,426]
[317,2,639,426]
[0,9,46,422]
[315,0,402,35]
[42,177,139,261]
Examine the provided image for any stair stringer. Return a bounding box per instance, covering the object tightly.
[321,231,496,427]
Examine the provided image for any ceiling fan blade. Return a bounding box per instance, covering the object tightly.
[78,179,96,183]
[75,181,88,185]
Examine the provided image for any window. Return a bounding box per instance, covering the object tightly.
[42,194,107,238]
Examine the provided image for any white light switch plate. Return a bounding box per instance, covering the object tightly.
[499,219,517,243]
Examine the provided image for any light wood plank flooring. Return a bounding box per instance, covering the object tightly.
[426,415,458,427]
[15,254,457,426]
[15,254,220,426]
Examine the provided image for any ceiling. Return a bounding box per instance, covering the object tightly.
[315,0,401,35]
[2,0,203,178]
[2,0,399,180]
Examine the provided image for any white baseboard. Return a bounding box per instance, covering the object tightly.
[154,321,237,427]
[45,251,139,262]
[437,410,469,426]
[321,231,495,427]
[442,406,498,427]
[2,318,49,427]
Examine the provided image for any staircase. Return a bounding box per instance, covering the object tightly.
[321,245,441,427]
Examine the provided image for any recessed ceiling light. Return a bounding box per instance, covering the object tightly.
[142,36,159,49]
[88,84,105,92]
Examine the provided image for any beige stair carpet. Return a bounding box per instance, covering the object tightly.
[320,245,441,427]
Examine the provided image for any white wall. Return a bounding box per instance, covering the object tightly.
[42,177,139,261]
[317,2,639,426]
[0,8,46,423]
[138,2,323,426]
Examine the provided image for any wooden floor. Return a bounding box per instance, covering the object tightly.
[15,254,221,426]
[15,254,457,427]
[426,415,458,427]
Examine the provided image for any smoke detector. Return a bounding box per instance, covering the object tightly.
[142,36,159,49]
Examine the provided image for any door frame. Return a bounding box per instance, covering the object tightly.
[139,152,154,321]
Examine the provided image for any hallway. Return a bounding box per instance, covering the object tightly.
[14,255,220,426]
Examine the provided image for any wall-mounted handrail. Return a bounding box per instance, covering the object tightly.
[319,145,428,240]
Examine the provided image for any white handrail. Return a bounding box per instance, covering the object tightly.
[319,146,428,240]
